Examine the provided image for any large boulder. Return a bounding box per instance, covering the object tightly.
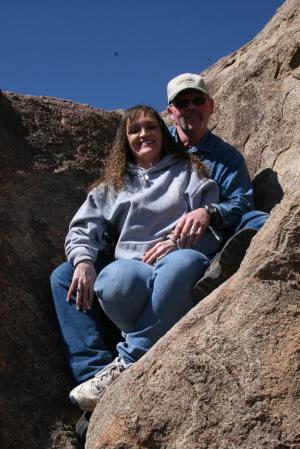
[87,193,300,449]
[0,94,120,449]
[203,0,300,212]
[87,0,300,448]
[0,0,299,448]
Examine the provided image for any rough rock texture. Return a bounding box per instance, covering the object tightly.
[202,0,300,212]
[87,193,300,449]
[0,94,120,449]
[87,0,300,448]
[0,0,299,448]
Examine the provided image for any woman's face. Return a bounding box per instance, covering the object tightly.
[126,113,163,169]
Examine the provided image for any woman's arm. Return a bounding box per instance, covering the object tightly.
[65,190,113,266]
[65,189,114,310]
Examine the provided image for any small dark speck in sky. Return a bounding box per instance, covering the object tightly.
[114,51,119,56]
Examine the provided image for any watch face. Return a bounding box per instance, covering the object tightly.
[205,205,214,215]
[205,204,221,226]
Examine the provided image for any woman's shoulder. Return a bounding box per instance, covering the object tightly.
[88,183,120,204]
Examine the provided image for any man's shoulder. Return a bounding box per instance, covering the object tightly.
[209,132,242,156]
[207,132,245,165]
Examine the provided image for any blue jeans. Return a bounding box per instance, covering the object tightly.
[94,250,209,364]
[50,253,118,384]
[232,210,269,234]
[50,210,268,384]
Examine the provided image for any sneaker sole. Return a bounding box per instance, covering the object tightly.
[75,412,91,440]
[69,392,78,408]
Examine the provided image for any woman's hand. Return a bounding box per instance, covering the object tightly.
[172,208,210,248]
[67,260,97,312]
[143,239,176,265]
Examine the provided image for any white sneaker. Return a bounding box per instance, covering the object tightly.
[69,357,130,412]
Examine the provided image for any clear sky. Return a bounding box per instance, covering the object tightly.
[1,0,284,112]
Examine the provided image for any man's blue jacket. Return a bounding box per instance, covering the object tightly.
[169,127,254,228]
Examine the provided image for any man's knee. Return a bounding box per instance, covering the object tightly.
[237,210,269,232]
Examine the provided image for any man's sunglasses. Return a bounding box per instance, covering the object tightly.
[172,95,207,109]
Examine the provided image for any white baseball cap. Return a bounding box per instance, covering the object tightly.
[167,73,208,103]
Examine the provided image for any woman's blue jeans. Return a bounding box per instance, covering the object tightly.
[50,253,118,384]
[50,250,209,383]
[94,249,209,365]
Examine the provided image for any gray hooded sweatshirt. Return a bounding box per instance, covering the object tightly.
[65,154,222,266]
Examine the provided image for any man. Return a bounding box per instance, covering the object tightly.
[166,73,268,300]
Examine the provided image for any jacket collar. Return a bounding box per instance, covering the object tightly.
[168,126,214,154]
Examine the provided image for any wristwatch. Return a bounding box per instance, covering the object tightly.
[204,204,222,227]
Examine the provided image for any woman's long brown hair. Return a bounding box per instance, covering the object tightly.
[93,104,208,190]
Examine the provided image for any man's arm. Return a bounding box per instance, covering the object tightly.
[198,133,254,229]
[210,159,254,228]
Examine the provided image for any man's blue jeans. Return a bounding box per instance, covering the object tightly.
[234,210,269,233]
[94,250,209,364]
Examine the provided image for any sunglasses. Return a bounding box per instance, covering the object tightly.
[172,95,207,109]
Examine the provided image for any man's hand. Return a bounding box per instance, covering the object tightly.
[143,239,176,265]
[172,208,210,248]
[67,260,97,312]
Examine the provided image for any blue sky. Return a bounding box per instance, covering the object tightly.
[1,0,284,112]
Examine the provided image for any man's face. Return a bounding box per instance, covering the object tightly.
[167,89,214,137]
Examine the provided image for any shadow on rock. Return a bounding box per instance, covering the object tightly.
[253,168,284,213]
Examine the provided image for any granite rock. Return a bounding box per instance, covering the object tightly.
[87,0,300,448]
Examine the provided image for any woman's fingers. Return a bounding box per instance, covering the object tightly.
[142,241,160,263]
[81,283,90,312]
[67,261,97,311]
[67,278,78,302]
[143,240,176,265]
[87,286,95,310]
[75,282,94,312]
[76,285,83,310]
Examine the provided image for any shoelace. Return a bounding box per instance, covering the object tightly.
[93,359,126,390]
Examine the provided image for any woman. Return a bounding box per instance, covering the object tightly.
[53,105,222,413]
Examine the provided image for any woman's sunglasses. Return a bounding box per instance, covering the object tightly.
[172,95,207,109]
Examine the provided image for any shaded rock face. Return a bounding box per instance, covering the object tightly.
[0,2,299,449]
[0,93,121,449]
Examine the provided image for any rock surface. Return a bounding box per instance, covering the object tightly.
[0,0,299,448]
[87,193,300,449]
[87,0,300,448]
[0,94,120,449]
[202,0,300,211]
